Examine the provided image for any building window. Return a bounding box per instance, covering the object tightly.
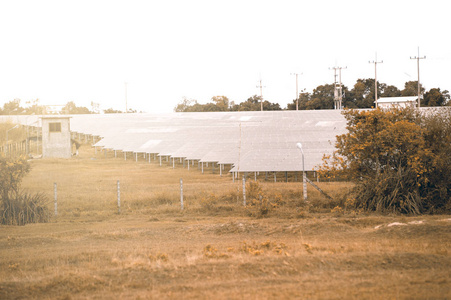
[49,122,61,132]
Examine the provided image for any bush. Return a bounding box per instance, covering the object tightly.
[0,155,50,225]
[319,107,451,214]
[1,192,50,225]
[245,181,280,217]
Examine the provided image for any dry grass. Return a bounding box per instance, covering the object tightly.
[0,144,450,299]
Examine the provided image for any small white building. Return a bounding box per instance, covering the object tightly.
[41,116,71,158]
[377,96,418,109]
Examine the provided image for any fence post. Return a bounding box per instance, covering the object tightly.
[117,180,121,214]
[180,178,184,210]
[242,174,246,206]
[54,183,57,216]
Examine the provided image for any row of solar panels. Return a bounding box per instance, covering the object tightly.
[1,110,348,172]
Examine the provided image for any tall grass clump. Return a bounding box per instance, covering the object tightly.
[0,155,50,225]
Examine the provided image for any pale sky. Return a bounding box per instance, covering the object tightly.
[0,0,449,113]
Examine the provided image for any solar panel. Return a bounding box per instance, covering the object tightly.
[1,110,348,173]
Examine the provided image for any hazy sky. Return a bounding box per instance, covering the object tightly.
[0,0,449,113]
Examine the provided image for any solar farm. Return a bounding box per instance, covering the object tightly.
[3,110,347,176]
[1,110,450,299]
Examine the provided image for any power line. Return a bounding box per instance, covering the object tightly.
[369,53,383,109]
[410,47,426,108]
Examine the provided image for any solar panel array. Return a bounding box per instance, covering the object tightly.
[1,110,348,173]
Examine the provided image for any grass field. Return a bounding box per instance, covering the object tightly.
[1,145,450,299]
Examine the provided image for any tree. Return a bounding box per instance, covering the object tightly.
[1,99,24,115]
[24,99,46,115]
[401,81,425,96]
[174,97,228,112]
[287,92,311,110]
[104,108,123,114]
[211,96,230,111]
[91,102,100,114]
[319,107,451,214]
[0,156,50,225]
[63,101,91,114]
[380,85,401,97]
[422,88,450,106]
[307,84,335,109]
[349,79,381,108]
[230,95,281,111]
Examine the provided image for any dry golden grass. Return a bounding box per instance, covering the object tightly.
[1,145,450,299]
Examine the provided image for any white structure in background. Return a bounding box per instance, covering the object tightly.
[41,116,71,158]
[377,96,418,109]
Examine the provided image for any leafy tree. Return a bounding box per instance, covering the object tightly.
[286,92,311,110]
[231,95,281,111]
[24,99,46,115]
[176,95,281,112]
[91,102,100,114]
[380,85,401,97]
[1,99,24,115]
[307,84,335,109]
[349,79,381,108]
[63,101,92,114]
[104,108,123,114]
[174,97,196,112]
[211,96,230,111]
[401,81,425,96]
[319,107,451,214]
[422,88,450,106]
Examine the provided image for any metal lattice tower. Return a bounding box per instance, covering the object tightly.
[330,66,346,109]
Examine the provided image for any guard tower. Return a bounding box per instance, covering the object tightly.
[41,116,71,158]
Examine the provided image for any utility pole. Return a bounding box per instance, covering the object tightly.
[369,53,383,109]
[410,47,426,108]
[290,73,302,110]
[124,82,128,113]
[330,66,346,109]
[256,77,265,111]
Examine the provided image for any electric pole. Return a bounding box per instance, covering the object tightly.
[330,66,346,109]
[410,47,426,108]
[369,53,383,109]
[291,72,302,110]
[256,77,265,111]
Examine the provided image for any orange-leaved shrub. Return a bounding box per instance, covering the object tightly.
[318,107,451,214]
